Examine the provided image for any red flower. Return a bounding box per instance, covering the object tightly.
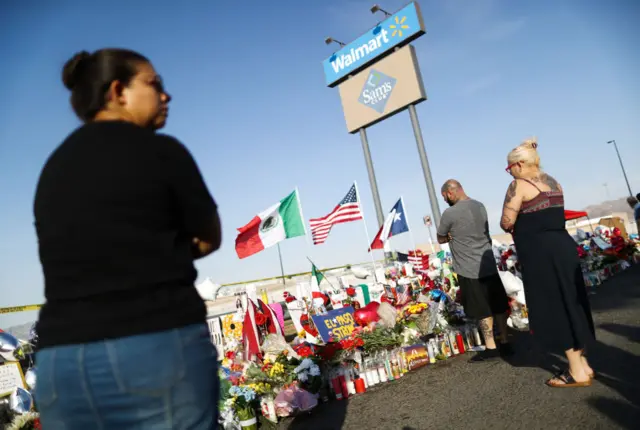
[225,351,235,360]
[346,287,356,297]
[283,292,297,303]
[255,312,267,326]
[34,418,42,430]
[297,346,314,357]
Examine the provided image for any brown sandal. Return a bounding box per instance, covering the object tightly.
[546,370,592,388]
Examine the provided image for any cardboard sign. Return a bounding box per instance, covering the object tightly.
[311,307,356,343]
[403,345,429,371]
[0,362,26,397]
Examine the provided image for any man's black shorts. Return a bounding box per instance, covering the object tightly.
[456,273,509,319]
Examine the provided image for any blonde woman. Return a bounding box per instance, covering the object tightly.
[500,138,595,388]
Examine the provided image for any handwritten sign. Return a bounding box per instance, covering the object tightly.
[311,307,356,343]
[0,362,26,397]
[403,345,429,371]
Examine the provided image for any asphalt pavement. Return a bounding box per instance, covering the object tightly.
[280,264,640,430]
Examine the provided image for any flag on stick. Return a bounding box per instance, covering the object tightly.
[311,263,325,286]
[235,190,305,259]
[310,184,363,245]
[370,198,409,250]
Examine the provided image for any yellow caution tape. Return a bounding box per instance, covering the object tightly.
[0,259,387,314]
[0,304,42,314]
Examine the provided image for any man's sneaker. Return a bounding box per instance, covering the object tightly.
[498,342,515,357]
[468,347,500,363]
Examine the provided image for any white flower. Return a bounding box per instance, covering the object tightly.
[6,412,39,430]
[297,371,309,382]
[309,365,321,376]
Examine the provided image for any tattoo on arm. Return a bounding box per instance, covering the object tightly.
[500,181,520,232]
[504,181,517,204]
[500,214,514,232]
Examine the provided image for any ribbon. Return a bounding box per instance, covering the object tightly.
[240,417,257,426]
[429,289,447,302]
[358,284,371,305]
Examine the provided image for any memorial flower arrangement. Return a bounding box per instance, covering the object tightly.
[228,385,258,430]
[5,413,41,430]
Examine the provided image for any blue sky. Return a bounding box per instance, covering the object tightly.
[1,0,639,327]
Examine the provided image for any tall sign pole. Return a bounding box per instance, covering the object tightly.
[408,104,441,228]
[359,128,385,227]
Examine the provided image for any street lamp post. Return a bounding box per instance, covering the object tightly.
[606,140,633,197]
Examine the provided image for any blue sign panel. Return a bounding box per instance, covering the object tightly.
[358,69,396,113]
[322,2,425,88]
[311,307,356,343]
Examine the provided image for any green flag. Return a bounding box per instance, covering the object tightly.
[311,263,324,286]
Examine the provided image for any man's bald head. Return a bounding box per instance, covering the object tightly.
[441,179,467,206]
[441,180,462,194]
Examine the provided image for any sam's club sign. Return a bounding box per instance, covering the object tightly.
[358,70,396,113]
[323,2,425,87]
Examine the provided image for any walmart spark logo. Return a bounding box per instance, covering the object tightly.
[389,16,409,37]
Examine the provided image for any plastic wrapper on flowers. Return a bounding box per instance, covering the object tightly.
[261,334,299,361]
[274,386,318,417]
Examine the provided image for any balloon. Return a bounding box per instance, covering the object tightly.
[9,387,32,414]
[0,332,24,362]
[25,368,37,391]
[353,302,380,326]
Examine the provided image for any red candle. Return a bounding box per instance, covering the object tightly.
[354,378,366,394]
[338,375,349,398]
[456,332,466,354]
[331,377,343,400]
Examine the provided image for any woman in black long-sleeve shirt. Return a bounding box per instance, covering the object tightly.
[34,48,221,429]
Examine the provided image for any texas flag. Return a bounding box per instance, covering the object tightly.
[369,198,409,250]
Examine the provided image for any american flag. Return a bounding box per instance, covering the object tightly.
[395,283,411,306]
[398,250,430,271]
[310,184,363,245]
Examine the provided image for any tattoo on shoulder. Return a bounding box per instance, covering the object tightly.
[540,174,560,191]
[504,181,517,204]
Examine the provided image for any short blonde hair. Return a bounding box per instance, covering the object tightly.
[508,136,540,167]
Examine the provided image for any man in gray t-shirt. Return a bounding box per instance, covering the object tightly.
[437,179,512,362]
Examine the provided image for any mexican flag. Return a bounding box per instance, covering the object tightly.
[235,190,306,259]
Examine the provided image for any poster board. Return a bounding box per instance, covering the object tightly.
[311,307,356,342]
[403,344,429,371]
[0,362,26,397]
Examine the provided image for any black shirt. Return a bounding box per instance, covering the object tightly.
[34,121,217,348]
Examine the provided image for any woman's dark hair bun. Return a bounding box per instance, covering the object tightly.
[62,51,92,90]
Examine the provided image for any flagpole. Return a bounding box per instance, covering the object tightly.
[401,196,418,253]
[277,243,286,285]
[295,187,313,250]
[354,180,379,282]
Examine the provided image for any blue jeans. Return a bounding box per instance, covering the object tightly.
[35,324,218,430]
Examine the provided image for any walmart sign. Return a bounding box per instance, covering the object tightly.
[323,2,425,88]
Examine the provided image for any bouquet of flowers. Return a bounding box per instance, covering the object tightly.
[229,386,258,430]
[6,413,41,430]
[293,358,323,394]
[356,327,402,354]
